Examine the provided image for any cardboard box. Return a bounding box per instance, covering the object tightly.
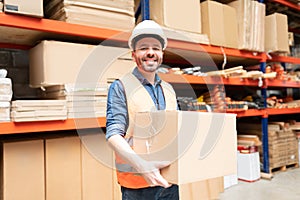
[29,40,135,88]
[81,133,114,200]
[180,177,224,200]
[2,140,45,200]
[201,1,238,48]
[4,0,43,17]
[228,0,265,52]
[149,0,201,33]
[133,110,237,184]
[45,136,81,200]
[265,13,290,53]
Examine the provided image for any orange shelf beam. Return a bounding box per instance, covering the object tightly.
[266,108,300,115]
[0,13,123,41]
[168,40,263,60]
[269,0,300,11]
[268,54,300,64]
[160,73,261,86]
[266,79,300,88]
[226,109,265,117]
[0,117,106,135]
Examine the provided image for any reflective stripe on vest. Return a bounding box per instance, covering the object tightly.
[115,72,177,189]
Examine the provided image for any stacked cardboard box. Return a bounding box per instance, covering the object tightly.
[265,13,290,53]
[136,0,209,45]
[201,0,239,49]
[1,134,115,200]
[1,139,45,200]
[266,130,298,169]
[38,83,108,118]
[44,0,135,31]
[228,0,265,52]
[29,40,135,88]
[10,100,67,122]
[238,122,299,171]
[3,0,43,17]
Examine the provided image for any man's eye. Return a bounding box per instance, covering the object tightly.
[153,47,161,51]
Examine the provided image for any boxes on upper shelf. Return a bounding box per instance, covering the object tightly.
[147,0,202,34]
[29,40,135,88]
[201,0,239,49]
[265,12,290,53]
[3,0,43,17]
[133,110,237,184]
[44,0,135,31]
[228,0,265,52]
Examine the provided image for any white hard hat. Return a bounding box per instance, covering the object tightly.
[128,20,168,50]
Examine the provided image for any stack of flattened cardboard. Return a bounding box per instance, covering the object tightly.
[11,100,67,122]
[0,70,13,122]
[44,0,135,31]
[38,83,107,118]
[228,0,265,52]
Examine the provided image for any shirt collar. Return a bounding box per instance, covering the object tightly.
[132,67,162,86]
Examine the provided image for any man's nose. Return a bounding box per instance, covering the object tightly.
[146,48,155,56]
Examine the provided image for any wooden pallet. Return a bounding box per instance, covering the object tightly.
[269,163,299,174]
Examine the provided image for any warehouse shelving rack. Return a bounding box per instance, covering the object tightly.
[0,0,299,174]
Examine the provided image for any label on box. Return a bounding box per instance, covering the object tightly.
[5,4,18,11]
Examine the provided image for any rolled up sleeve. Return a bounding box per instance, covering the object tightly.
[106,80,128,140]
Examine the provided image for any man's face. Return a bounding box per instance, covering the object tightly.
[132,37,164,73]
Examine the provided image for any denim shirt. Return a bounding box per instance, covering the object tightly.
[105,67,166,140]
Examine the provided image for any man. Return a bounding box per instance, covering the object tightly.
[106,20,179,200]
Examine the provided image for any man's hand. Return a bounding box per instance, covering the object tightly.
[136,160,172,188]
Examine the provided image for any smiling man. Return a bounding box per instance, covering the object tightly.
[106,20,179,200]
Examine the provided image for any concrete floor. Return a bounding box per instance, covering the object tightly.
[219,167,300,200]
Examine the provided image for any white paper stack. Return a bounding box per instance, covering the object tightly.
[228,0,265,52]
[38,83,108,118]
[44,0,135,31]
[0,102,10,122]
[0,69,13,121]
[11,100,67,122]
[0,2,3,12]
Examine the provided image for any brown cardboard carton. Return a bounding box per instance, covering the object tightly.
[223,5,239,49]
[133,110,237,184]
[180,177,224,200]
[81,133,114,200]
[4,0,43,17]
[265,13,290,53]
[149,0,201,33]
[201,1,238,48]
[29,40,135,88]
[2,140,45,200]
[45,136,81,200]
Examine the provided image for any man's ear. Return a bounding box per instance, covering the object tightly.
[131,51,136,62]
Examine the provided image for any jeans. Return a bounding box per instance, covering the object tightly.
[121,185,179,200]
